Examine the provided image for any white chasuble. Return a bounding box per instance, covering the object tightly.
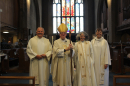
[26,36,52,86]
[91,37,111,86]
[74,41,97,86]
[52,38,75,86]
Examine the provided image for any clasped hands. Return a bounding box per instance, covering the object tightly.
[36,54,46,59]
[65,44,73,51]
[104,64,108,69]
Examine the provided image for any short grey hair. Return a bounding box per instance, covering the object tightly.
[76,31,89,41]
[36,27,45,33]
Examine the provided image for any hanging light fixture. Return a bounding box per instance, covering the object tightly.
[3,30,9,33]
[3,31,9,33]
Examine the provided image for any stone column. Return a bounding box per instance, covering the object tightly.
[94,0,99,30]
[84,0,95,40]
[107,0,112,42]
[19,0,27,39]
[26,0,31,39]
[0,9,1,62]
[37,0,42,27]
[0,9,2,43]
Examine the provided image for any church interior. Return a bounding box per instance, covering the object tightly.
[0,0,130,85]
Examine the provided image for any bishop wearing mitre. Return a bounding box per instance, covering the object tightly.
[52,23,75,86]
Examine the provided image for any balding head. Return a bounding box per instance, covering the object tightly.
[36,27,44,38]
[36,27,45,32]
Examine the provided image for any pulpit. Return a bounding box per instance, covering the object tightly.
[111,45,126,74]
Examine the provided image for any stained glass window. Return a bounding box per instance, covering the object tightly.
[53,0,84,33]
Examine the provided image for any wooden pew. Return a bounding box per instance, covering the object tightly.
[0,76,35,86]
[2,49,19,71]
[17,48,30,72]
[3,50,10,70]
[7,49,19,68]
[2,48,29,73]
[113,75,130,86]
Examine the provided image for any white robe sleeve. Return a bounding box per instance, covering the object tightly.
[57,49,64,57]
[53,41,64,58]
[45,40,52,61]
[52,40,64,82]
[26,40,37,60]
[104,41,111,65]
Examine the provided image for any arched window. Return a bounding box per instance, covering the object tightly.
[53,0,84,33]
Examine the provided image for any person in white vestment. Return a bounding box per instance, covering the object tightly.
[26,27,52,86]
[52,23,75,86]
[91,28,111,86]
[74,31,97,86]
